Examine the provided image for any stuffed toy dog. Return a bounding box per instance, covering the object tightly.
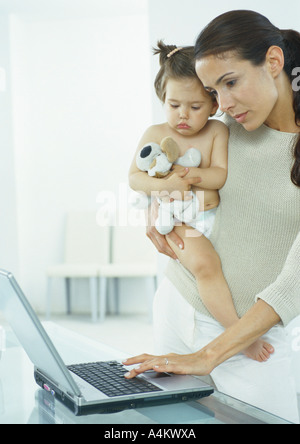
[136,137,201,234]
[136,136,201,177]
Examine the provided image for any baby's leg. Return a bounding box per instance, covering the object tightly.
[168,224,239,327]
[167,224,274,362]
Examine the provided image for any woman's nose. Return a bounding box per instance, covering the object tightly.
[218,92,234,113]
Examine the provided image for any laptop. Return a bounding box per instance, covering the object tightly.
[0,269,213,416]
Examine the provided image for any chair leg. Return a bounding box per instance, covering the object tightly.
[99,277,107,323]
[46,277,52,320]
[153,275,158,292]
[65,277,71,315]
[89,277,98,323]
[114,277,120,315]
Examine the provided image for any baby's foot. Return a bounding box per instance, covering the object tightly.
[243,339,274,362]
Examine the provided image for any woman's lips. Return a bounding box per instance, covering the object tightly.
[234,112,248,123]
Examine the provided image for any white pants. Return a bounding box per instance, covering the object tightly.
[153,278,300,424]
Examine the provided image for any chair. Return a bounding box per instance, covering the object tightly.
[46,211,110,322]
[97,224,158,322]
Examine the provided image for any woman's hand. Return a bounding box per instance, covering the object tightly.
[163,167,202,199]
[123,351,214,379]
[144,169,202,260]
[145,168,201,260]
[123,301,280,381]
[145,199,183,260]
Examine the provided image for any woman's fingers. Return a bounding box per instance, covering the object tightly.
[123,353,189,379]
[123,356,172,379]
[122,353,154,367]
[176,167,190,177]
[176,167,202,186]
[146,225,178,259]
[145,202,175,257]
[145,201,184,258]
[166,229,185,251]
[122,354,159,379]
[123,352,213,379]
[186,176,202,186]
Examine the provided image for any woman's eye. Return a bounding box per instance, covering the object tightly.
[192,107,200,110]
[170,104,179,108]
[226,80,236,88]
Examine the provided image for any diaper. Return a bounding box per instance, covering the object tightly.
[156,191,217,239]
[186,207,217,239]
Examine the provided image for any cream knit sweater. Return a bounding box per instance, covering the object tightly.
[165,116,300,327]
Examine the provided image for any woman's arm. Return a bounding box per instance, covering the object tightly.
[123,299,279,378]
[254,229,300,327]
[125,229,300,377]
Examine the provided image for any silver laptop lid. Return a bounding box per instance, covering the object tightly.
[0,269,81,397]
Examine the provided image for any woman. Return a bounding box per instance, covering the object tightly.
[124,10,300,423]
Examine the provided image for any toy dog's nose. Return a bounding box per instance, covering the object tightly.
[140,145,152,158]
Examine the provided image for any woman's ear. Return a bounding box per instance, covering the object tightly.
[265,45,285,78]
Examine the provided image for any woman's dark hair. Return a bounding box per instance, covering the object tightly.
[195,10,300,187]
[153,40,203,103]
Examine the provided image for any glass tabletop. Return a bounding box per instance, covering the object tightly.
[0,322,293,425]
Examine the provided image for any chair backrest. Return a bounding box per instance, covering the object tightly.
[64,211,110,264]
[111,224,157,264]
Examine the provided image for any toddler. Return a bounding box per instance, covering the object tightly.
[129,41,273,362]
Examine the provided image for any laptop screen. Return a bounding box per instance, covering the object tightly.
[0,270,80,396]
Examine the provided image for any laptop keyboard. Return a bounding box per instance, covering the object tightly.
[68,361,163,398]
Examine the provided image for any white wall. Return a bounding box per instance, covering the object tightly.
[148,0,300,393]
[5,1,152,314]
[0,15,19,274]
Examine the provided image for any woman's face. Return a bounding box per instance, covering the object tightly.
[195,53,279,131]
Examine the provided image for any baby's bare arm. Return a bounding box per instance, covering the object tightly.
[128,126,164,195]
[185,121,229,190]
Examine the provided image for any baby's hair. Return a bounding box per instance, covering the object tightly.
[153,40,201,103]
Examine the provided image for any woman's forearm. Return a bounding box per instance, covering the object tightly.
[200,299,280,370]
[123,300,281,379]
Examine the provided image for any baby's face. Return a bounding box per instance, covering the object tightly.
[164,77,217,136]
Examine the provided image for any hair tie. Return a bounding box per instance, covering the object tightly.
[167,47,183,58]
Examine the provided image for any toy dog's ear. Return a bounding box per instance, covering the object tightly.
[136,142,161,172]
[160,137,180,163]
[140,145,153,159]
